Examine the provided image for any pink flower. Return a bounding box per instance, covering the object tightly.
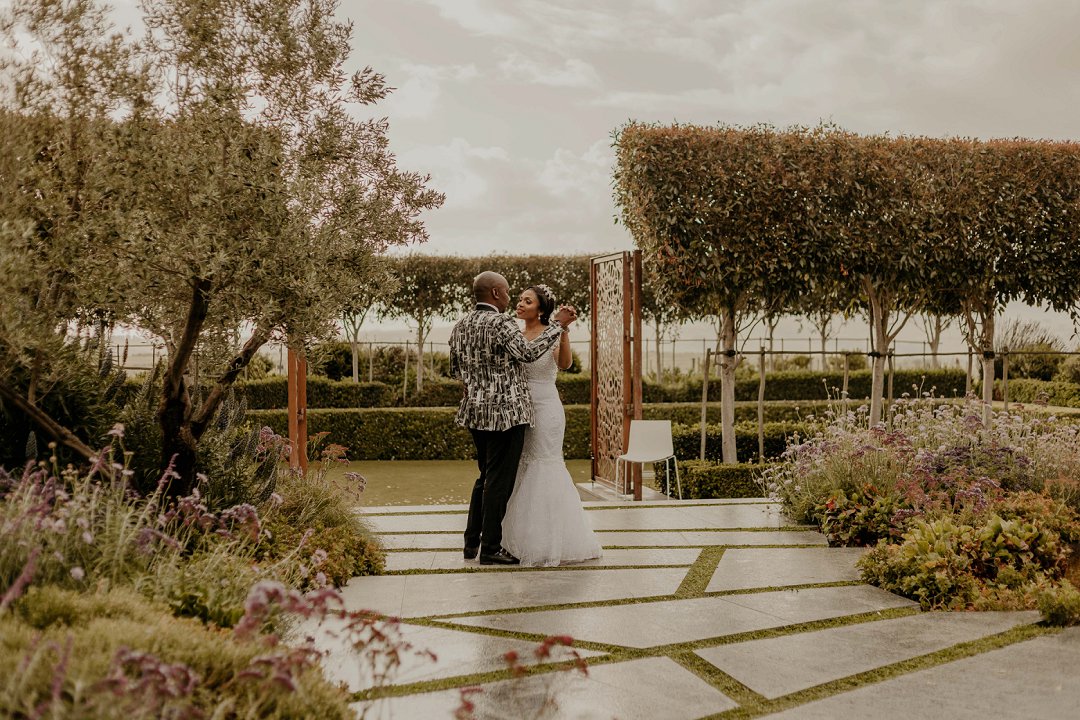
[70,566,85,581]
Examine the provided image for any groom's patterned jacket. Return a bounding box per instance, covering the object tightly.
[449,304,563,431]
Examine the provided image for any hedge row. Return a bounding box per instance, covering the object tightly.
[653,460,775,499]
[671,421,804,463]
[990,378,1080,408]
[229,367,968,410]
[247,406,808,462]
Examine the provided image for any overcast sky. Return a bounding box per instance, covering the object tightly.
[93,0,1080,347]
[341,0,1080,257]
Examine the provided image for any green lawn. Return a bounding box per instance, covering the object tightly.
[326,459,594,506]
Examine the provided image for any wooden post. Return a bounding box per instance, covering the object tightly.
[699,348,711,461]
[758,348,766,463]
[1003,346,1010,412]
[287,348,308,473]
[368,341,374,383]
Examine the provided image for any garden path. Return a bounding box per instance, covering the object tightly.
[321,498,1075,719]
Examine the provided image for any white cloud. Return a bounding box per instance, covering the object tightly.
[498,52,600,88]
[382,62,478,119]
[538,140,613,199]
[399,137,509,210]
[420,0,523,36]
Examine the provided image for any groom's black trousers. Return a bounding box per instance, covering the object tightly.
[465,424,527,555]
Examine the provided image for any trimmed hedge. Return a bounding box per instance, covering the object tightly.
[655,460,774,499]
[644,400,833,426]
[235,376,396,409]
[229,367,967,410]
[672,421,805,463]
[992,378,1080,408]
[644,368,968,403]
[250,407,476,461]
[247,406,806,462]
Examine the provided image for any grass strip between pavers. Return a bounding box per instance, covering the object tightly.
[386,563,695,576]
[675,546,723,597]
[359,500,779,516]
[700,622,1056,719]
[371,526,814,535]
[346,606,931,706]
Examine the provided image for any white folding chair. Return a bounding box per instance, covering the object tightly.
[615,420,682,499]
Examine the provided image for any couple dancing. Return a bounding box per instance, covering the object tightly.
[449,271,602,566]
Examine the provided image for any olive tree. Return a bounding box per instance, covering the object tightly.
[2,0,444,494]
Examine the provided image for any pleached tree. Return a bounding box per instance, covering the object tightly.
[614,123,824,463]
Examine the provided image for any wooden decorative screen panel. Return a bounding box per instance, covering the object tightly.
[590,251,642,498]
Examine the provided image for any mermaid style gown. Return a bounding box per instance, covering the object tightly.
[501,347,603,566]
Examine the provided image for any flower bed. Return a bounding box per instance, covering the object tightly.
[763,399,1080,623]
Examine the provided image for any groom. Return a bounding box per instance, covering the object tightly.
[449,271,576,565]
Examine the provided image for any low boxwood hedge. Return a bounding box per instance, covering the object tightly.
[643,367,967,403]
[672,421,805,463]
[247,406,807,462]
[655,460,774,499]
[991,378,1080,408]
[228,367,968,410]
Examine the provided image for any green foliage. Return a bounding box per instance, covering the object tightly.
[236,375,397,409]
[671,421,804,463]
[818,483,904,546]
[1054,355,1080,385]
[1038,580,1080,626]
[662,461,771,499]
[858,504,1078,611]
[258,469,385,588]
[0,343,127,468]
[1003,378,1080,408]
[0,586,354,719]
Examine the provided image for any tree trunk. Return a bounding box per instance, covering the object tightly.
[415,322,425,394]
[980,313,995,428]
[654,319,663,380]
[719,306,738,464]
[866,280,888,427]
[819,327,828,373]
[351,340,359,383]
[0,381,100,467]
[158,279,211,497]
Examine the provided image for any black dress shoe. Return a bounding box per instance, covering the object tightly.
[479,548,520,566]
[464,546,479,560]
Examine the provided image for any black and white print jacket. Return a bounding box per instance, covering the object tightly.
[449,305,563,431]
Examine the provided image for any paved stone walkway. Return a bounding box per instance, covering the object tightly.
[326,498,1075,719]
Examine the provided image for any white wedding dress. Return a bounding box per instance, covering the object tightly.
[502,347,603,566]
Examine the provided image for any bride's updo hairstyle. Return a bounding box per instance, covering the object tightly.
[529,284,556,325]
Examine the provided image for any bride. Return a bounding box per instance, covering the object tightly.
[501,284,603,567]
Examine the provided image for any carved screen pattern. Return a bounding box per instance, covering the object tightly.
[593,257,626,488]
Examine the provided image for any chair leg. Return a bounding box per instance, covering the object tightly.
[663,457,671,498]
[674,457,682,500]
[615,459,621,495]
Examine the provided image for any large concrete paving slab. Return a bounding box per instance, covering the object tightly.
[339,567,688,617]
[451,585,917,648]
[377,529,826,550]
[366,504,792,533]
[707,547,868,592]
[386,548,702,571]
[597,530,827,547]
[582,505,791,530]
[301,618,605,692]
[698,610,1040,699]
[360,504,470,514]
[762,627,1080,719]
[351,656,737,719]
